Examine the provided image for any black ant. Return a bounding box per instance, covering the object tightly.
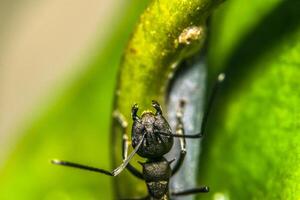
[52,73,225,200]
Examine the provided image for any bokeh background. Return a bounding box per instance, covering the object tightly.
[0,0,118,168]
[0,0,148,199]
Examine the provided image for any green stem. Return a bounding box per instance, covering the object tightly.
[115,0,223,115]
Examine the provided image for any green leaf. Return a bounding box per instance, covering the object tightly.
[199,0,300,199]
[2,0,298,199]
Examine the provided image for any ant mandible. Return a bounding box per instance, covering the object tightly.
[52,73,225,200]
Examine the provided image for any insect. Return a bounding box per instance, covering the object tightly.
[52,73,225,200]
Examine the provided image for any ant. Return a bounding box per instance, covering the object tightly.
[52,73,225,200]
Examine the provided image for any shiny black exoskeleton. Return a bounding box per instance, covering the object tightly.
[52,74,225,200]
[131,102,175,199]
[131,104,173,158]
[141,157,172,199]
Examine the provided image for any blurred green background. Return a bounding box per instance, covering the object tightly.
[0,0,300,199]
[0,0,149,199]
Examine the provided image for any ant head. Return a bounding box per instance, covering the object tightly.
[131,101,174,159]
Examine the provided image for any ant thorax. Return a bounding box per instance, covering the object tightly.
[131,111,174,159]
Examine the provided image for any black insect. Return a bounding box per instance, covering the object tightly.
[52,73,225,200]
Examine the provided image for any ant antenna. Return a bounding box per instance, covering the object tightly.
[200,73,225,136]
[157,131,202,138]
[52,133,146,176]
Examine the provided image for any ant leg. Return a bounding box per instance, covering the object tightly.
[51,108,146,177]
[163,73,226,139]
[171,100,187,176]
[197,73,225,138]
[52,132,145,176]
[113,110,130,159]
[171,186,209,196]
[113,110,144,179]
